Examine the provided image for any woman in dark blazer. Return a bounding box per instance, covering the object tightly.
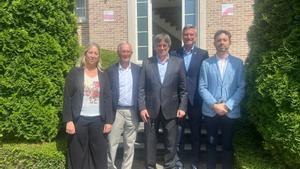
[63,43,113,169]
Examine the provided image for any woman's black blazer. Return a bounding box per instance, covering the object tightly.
[62,67,113,124]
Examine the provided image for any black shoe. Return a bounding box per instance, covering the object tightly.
[190,164,198,169]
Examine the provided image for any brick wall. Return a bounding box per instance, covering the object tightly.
[77,0,254,60]
[206,0,254,61]
[77,0,128,50]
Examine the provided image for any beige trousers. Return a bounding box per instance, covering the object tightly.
[107,108,138,169]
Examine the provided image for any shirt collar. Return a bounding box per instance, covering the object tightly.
[216,54,229,61]
[183,44,195,54]
[119,62,131,71]
[156,55,169,65]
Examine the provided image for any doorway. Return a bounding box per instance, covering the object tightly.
[135,0,197,61]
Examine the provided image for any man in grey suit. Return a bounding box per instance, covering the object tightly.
[107,41,141,169]
[138,33,188,169]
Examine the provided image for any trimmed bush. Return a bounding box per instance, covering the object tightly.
[0,141,66,169]
[246,0,300,168]
[101,49,119,69]
[234,119,285,169]
[0,0,79,142]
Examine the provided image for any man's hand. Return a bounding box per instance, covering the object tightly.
[140,109,149,122]
[66,121,76,134]
[103,124,112,134]
[177,110,186,118]
[212,103,228,116]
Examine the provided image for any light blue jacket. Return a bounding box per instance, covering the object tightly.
[199,55,245,119]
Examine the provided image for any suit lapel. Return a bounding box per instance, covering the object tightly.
[213,56,223,84]
[162,57,173,85]
[131,64,137,98]
[151,57,162,85]
[187,48,199,74]
[78,68,85,95]
[222,55,232,85]
[113,64,120,96]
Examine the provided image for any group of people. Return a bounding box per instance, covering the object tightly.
[62,25,245,169]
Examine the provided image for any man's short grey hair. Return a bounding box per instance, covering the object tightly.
[182,24,197,35]
[154,33,171,47]
[117,41,133,54]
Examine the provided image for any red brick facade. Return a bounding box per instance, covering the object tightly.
[78,0,128,51]
[206,0,254,60]
[77,0,254,61]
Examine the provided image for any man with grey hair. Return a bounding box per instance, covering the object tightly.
[138,33,188,169]
[107,41,141,169]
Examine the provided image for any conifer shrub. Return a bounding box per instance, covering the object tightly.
[246,0,300,167]
[0,0,79,142]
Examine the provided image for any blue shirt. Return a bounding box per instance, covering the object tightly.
[183,45,194,71]
[118,63,133,106]
[157,56,169,83]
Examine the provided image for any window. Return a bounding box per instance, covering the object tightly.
[75,0,87,23]
[184,0,196,26]
[137,0,149,60]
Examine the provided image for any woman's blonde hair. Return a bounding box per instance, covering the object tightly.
[76,42,103,71]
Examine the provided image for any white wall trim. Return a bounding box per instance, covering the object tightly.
[128,0,138,63]
[198,0,207,49]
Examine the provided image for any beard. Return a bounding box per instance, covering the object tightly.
[216,46,229,53]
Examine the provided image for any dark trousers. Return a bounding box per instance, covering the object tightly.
[177,102,202,165]
[204,115,236,169]
[68,116,108,169]
[145,112,178,169]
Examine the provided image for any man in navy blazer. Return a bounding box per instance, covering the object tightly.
[138,33,188,169]
[199,30,245,169]
[107,42,141,169]
[173,25,209,169]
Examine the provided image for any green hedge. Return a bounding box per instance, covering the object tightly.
[0,0,79,142]
[234,119,285,169]
[0,122,286,169]
[101,49,118,69]
[0,140,66,169]
[246,0,300,168]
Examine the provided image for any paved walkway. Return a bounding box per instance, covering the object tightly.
[114,147,221,169]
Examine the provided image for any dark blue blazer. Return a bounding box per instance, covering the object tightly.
[174,46,208,106]
[106,62,141,118]
[62,67,113,124]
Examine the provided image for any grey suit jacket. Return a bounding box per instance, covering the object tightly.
[138,56,188,120]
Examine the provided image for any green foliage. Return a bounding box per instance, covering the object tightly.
[0,140,66,169]
[0,0,79,142]
[246,0,300,167]
[101,49,118,69]
[234,120,285,169]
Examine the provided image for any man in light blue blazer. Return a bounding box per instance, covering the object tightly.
[199,30,245,169]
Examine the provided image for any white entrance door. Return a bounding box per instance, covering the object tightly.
[133,0,197,62]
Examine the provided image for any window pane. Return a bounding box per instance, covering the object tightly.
[138,18,148,32]
[137,3,148,17]
[185,0,195,13]
[76,0,86,18]
[138,32,148,46]
[138,47,148,60]
[77,0,84,7]
[185,15,195,26]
